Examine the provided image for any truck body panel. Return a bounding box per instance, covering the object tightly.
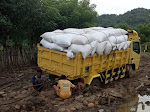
[37,44,131,80]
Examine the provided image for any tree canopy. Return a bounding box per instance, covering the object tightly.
[0,0,97,47]
[95,8,150,27]
[1,1,150,47]
[94,8,150,44]
[135,24,150,44]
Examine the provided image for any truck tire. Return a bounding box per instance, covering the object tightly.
[49,74,58,85]
[90,78,101,88]
[125,65,130,78]
[125,71,130,78]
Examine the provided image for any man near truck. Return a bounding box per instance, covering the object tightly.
[53,75,76,99]
[74,78,85,90]
[31,69,45,92]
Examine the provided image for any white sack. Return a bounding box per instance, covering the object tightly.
[104,41,116,55]
[40,32,54,42]
[90,27,105,30]
[82,28,97,33]
[93,31,109,42]
[88,30,110,38]
[52,29,63,33]
[87,30,110,43]
[123,41,131,50]
[51,33,93,46]
[40,39,64,51]
[90,41,97,56]
[108,35,128,44]
[108,29,128,36]
[66,50,74,60]
[113,44,120,50]
[117,42,126,50]
[83,27,106,33]
[40,39,50,48]
[63,28,85,35]
[68,44,92,59]
[63,49,69,53]
[82,28,91,33]
[40,27,130,59]
[83,27,111,33]
[96,41,108,56]
[85,30,97,35]
[40,32,63,43]
[71,34,89,45]
[82,34,95,43]
[51,34,74,47]
[107,27,114,29]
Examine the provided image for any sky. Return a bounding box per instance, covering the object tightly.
[90,0,150,15]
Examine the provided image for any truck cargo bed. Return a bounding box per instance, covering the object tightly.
[37,44,131,80]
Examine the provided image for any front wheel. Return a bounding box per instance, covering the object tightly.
[125,71,130,78]
[125,65,130,78]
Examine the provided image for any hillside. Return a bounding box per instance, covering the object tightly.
[95,8,150,27]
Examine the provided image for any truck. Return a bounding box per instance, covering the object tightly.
[37,30,141,86]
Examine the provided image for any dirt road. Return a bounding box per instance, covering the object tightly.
[0,54,150,112]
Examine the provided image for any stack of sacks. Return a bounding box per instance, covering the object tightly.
[40,27,131,59]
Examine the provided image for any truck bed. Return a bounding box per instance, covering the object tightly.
[37,44,131,80]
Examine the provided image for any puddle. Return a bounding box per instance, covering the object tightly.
[116,94,150,112]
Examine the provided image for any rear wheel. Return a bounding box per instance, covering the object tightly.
[90,78,101,90]
[49,74,58,85]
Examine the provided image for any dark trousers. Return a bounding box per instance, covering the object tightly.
[33,83,43,92]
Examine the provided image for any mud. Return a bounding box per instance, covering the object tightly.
[116,91,150,112]
[0,54,150,112]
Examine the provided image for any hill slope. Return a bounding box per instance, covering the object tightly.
[95,8,150,27]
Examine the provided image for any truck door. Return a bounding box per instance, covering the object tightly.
[130,41,141,70]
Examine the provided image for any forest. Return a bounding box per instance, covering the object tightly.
[0,0,97,47]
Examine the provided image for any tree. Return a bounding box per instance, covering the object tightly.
[0,0,97,47]
[56,0,97,28]
[115,23,130,30]
[69,0,97,28]
[0,12,12,46]
[95,8,150,27]
[135,24,150,44]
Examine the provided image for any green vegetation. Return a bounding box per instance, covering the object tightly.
[1,1,150,47]
[115,23,130,31]
[135,24,150,44]
[1,2,150,68]
[141,42,150,52]
[95,8,150,44]
[95,8,150,27]
[0,0,97,47]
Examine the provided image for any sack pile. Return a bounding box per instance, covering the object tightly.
[40,27,131,59]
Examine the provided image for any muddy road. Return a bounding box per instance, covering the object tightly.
[0,54,150,112]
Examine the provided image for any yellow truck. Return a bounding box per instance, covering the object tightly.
[37,30,141,86]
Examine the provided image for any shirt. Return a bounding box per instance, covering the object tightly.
[57,80,75,99]
[31,75,44,84]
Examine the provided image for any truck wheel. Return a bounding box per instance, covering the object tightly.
[49,74,57,85]
[125,71,130,78]
[125,65,130,78]
[90,78,101,88]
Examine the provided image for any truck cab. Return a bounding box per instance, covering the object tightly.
[128,30,141,70]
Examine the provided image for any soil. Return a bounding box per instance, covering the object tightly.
[0,54,150,112]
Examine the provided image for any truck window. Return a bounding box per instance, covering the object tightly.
[133,41,140,54]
